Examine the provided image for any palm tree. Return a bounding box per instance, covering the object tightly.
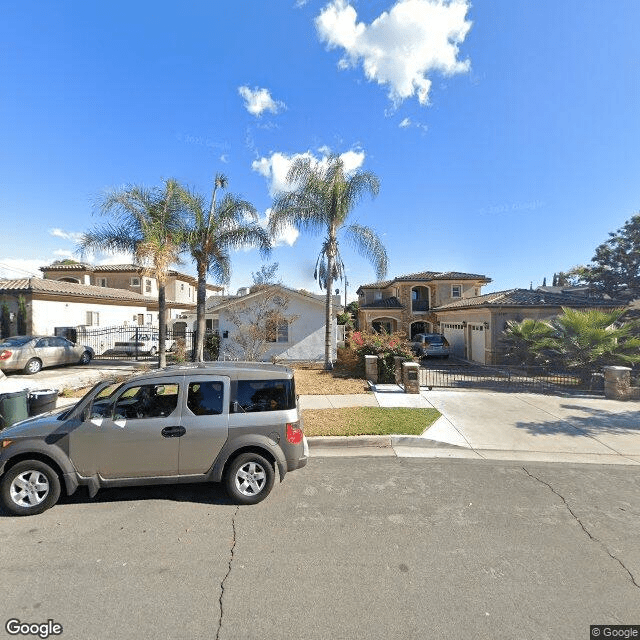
[502,318,556,365]
[180,174,271,362]
[269,154,388,369]
[79,179,185,367]
[546,307,640,370]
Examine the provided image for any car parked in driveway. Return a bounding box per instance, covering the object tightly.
[113,331,175,356]
[411,333,450,359]
[0,336,94,374]
[0,362,308,515]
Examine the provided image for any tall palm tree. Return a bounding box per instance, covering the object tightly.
[180,174,271,362]
[79,179,185,368]
[269,154,388,369]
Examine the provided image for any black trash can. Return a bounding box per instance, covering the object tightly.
[28,389,59,416]
[0,390,29,430]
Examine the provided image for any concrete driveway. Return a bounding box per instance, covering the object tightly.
[422,390,640,465]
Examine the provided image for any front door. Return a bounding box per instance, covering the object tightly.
[178,375,229,475]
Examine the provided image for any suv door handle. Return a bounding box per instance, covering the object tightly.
[161,426,186,438]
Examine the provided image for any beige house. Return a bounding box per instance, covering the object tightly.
[356,271,491,339]
[435,288,624,364]
[40,262,223,305]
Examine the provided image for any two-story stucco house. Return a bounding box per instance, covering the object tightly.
[356,271,491,339]
[40,262,223,306]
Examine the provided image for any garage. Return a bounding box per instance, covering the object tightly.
[441,323,465,357]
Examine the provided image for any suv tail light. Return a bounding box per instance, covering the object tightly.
[286,421,303,444]
[0,350,12,361]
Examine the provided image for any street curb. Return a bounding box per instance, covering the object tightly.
[306,435,468,450]
[307,435,392,448]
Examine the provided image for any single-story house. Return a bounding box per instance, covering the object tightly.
[356,271,492,338]
[434,288,626,364]
[193,285,342,363]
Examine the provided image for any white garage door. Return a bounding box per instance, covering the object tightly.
[469,325,485,364]
[442,323,465,357]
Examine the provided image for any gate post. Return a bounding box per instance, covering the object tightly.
[603,366,632,400]
[364,355,378,384]
[402,361,420,394]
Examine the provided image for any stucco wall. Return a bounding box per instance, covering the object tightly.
[30,299,153,334]
[217,294,335,362]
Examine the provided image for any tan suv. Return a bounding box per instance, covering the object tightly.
[0,362,308,515]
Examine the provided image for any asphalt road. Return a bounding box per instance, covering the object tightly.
[1,457,639,640]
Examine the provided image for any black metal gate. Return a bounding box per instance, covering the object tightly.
[419,359,604,394]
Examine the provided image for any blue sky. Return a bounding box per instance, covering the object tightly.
[1,0,639,300]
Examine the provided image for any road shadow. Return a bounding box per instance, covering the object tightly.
[513,404,640,437]
[62,482,235,507]
[0,482,234,517]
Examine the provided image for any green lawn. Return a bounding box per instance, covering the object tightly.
[302,407,441,437]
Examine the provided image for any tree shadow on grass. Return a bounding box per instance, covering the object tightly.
[513,404,640,437]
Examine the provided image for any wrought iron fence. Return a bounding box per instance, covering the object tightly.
[419,360,604,394]
[75,326,198,360]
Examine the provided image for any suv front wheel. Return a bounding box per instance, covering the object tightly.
[0,460,61,516]
[224,452,275,505]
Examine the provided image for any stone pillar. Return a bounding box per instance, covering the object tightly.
[603,366,632,400]
[394,356,404,384]
[364,355,378,384]
[402,361,420,394]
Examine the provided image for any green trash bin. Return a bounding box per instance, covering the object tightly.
[0,389,29,431]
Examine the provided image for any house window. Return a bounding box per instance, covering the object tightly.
[137,314,144,326]
[267,321,288,343]
[180,283,185,291]
[130,277,140,287]
[97,278,107,288]
[146,314,152,325]
[451,285,462,298]
[372,320,392,334]
[86,311,99,326]
[374,291,382,302]
[145,279,152,293]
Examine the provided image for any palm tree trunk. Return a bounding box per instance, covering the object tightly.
[158,284,167,368]
[194,262,207,362]
[324,228,336,370]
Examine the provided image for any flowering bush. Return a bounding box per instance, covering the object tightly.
[347,330,413,382]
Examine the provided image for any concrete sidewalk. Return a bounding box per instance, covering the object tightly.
[301,385,640,466]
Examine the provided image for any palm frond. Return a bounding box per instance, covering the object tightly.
[343,223,388,279]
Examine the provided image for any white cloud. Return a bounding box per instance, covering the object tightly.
[316,0,472,106]
[49,228,84,243]
[251,149,366,197]
[398,116,428,132]
[260,208,299,247]
[238,86,286,117]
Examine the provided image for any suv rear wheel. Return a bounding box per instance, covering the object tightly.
[224,452,274,505]
[0,460,61,516]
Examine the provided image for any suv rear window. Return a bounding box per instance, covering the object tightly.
[236,379,296,412]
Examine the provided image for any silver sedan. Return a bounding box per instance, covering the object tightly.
[0,336,94,374]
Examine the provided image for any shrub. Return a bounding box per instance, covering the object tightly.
[348,330,413,382]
